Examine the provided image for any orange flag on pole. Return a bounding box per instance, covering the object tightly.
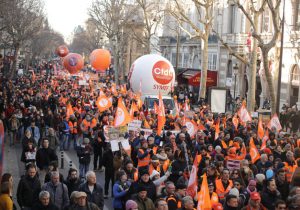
[197,173,211,210]
[250,138,261,164]
[238,104,252,123]
[261,129,269,150]
[267,113,282,131]
[154,101,159,115]
[183,118,198,138]
[114,98,131,127]
[198,122,206,131]
[96,94,112,112]
[187,155,199,198]
[214,119,220,140]
[257,118,264,139]
[66,103,74,119]
[157,92,166,136]
[129,102,139,119]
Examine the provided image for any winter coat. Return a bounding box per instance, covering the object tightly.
[70,203,100,210]
[42,182,70,210]
[46,134,59,150]
[26,126,41,144]
[132,194,155,210]
[102,149,114,170]
[32,202,59,210]
[36,147,58,170]
[129,180,157,201]
[261,188,281,210]
[77,144,93,165]
[79,182,104,210]
[16,175,41,208]
[113,180,131,209]
[64,177,82,197]
[170,160,187,184]
[0,194,13,210]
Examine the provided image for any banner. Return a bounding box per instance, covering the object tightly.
[127,120,142,132]
[226,159,240,171]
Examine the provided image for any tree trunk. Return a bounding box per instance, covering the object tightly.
[199,34,209,101]
[10,44,20,79]
[262,48,276,114]
[247,14,258,112]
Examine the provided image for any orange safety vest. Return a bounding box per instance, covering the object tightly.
[133,170,139,181]
[284,162,297,182]
[138,149,151,168]
[152,146,158,155]
[162,159,170,172]
[68,121,78,134]
[166,195,181,208]
[211,192,219,205]
[215,179,233,200]
[81,119,97,132]
[149,164,161,176]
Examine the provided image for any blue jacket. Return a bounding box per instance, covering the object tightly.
[112,181,131,209]
[26,126,40,144]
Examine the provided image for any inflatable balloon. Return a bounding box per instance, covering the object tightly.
[56,45,69,57]
[266,169,274,180]
[63,53,84,74]
[89,49,111,71]
[128,54,175,96]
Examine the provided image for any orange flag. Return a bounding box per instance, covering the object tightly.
[157,92,166,136]
[96,94,112,112]
[114,98,131,127]
[257,118,264,139]
[143,119,151,129]
[183,118,198,138]
[250,138,261,164]
[136,95,143,109]
[154,101,159,115]
[66,103,74,119]
[187,155,199,198]
[129,102,139,119]
[261,129,269,150]
[111,83,118,96]
[198,122,206,131]
[197,173,211,210]
[174,100,180,116]
[214,119,220,140]
[183,101,190,111]
[232,116,239,130]
[238,104,252,123]
[267,113,282,131]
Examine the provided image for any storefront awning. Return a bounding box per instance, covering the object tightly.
[177,68,218,87]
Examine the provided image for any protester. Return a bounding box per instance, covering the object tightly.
[32,191,59,210]
[0,182,14,210]
[132,186,155,210]
[64,168,82,197]
[72,191,100,210]
[77,137,93,179]
[36,138,58,171]
[113,170,131,210]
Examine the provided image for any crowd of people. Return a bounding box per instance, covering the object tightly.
[0,67,299,210]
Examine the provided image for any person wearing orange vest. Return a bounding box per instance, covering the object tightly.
[80,113,97,138]
[123,161,139,182]
[137,138,153,170]
[148,136,158,154]
[156,149,170,172]
[284,151,297,183]
[215,168,233,201]
[149,155,164,177]
[208,181,219,206]
[68,115,78,149]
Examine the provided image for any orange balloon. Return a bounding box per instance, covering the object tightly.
[63,53,84,74]
[56,45,69,57]
[89,49,111,71]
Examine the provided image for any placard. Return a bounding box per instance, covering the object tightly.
[128,120,142,132]
[79,80,88,86]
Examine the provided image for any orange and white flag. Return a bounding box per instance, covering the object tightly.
[249,138,261,164]
[111,83,118,96]
[66,103,74,119]
[238,104,252,123]
[157,92,166,136]
[197,173,211,210]
[129,102,139,119]
[214,119,220,140]
[232,116,239,129]
[267,113,282,131]
[154,101,159,115]
[187,155,199,198]
[183,101,190,111]
[261,129,269,150]
[257,118,264,139]
[96,94,112,112]
[183,117,198,138]
[174,100,180,116]
[114,98,131,127]
[136,95,143,109]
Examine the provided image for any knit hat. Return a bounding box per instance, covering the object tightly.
[229,188,239,197]
[250,192,261,200]
[150,170,160,180]
[125,200,138,210]
[248,179,257,187]
[137,185,147,193]
[83,138,90,144]
[255,174,266,183]
[265,161,273,168]
[139,169,149,177]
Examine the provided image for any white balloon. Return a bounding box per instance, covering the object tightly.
[128,54,175,96]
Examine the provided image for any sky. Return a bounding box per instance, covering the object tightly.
[44,0,93,42]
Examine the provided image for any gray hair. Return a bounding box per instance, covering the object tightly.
[39,191,50,199]
[51,171,60,178]
[86,171,96,180]
[182,196,193,206]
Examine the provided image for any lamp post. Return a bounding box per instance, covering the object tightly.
[233,63,239,100]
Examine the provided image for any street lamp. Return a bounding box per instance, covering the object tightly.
[233,63,239,100]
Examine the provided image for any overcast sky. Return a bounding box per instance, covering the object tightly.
[44,0,93,41]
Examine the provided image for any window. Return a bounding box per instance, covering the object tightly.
[183,53,189,67]
[228,4,236,33]
[291,65,300,85]
[261,10,270,32]
[208,53,217,70]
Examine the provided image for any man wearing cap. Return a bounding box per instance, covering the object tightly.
[72,191,100,210]
[241,192,267,210]
[132,186,155,210]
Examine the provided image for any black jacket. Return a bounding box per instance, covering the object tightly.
[32,202,59,210]
[79,182,104,210]
[77,144,93,164]
[102,149,114,170]
[36,147,58,170]
[17,175,41,207]
[170,159,187,184]
[261,188,281,210]
[64,177,82,197]
[129,180,157,201]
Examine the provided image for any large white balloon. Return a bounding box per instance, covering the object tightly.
[128,54,175,96]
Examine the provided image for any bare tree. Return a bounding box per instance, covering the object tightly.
[235,0,281,114]
[0,0,44,77]
[169,0,214,101]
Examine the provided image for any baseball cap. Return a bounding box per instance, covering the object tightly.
[75,191,87,198]
[250,192,261,200]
